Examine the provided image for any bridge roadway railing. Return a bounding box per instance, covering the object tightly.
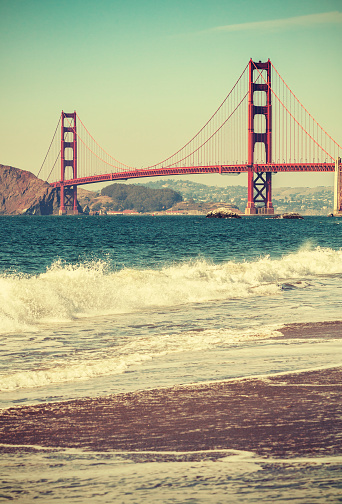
[49,162,335,188]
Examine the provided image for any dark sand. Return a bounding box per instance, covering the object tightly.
[276,320,342,340]
[0,367,341,458]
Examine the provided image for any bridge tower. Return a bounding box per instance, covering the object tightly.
[245,59,274,215]
[60,111,78,215]
[334,157,342,216]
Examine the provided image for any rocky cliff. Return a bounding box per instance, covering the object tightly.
[0,164,60,215]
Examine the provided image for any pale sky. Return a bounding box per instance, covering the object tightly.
[1,0,341,188]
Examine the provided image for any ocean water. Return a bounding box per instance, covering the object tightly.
[0,214,341,503]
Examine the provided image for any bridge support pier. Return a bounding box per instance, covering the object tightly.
[59,111,78,215]
[334,157,342,216]
[245,170,257,214]
[245,59,274,215]
[246,171,274,215]
[59,185,78,215]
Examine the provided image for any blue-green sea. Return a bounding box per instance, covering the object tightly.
[0,215,341,503]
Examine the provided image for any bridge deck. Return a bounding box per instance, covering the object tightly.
[50,163,335,188]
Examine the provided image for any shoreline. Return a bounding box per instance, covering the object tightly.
[1,366,341,458]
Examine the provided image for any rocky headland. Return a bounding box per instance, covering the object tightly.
[0,164,61,215]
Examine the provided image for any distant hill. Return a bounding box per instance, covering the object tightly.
[77,178,334,215]
[76,187,240,215]
[0,164,60,215]
[141,179,334,215]
[99,183,183,212]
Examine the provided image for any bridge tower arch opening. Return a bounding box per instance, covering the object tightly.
[245,59,274,215]
[60,111,78,215]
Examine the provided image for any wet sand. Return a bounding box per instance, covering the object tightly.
[276,320,342,340]
[0,367,341,458]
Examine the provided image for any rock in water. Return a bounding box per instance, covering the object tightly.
[0,164,61,215]
[206,208,241,219]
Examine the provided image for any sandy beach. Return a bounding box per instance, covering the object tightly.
[1,366,341,459]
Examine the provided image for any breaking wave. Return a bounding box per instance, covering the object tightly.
[1,246,342,334]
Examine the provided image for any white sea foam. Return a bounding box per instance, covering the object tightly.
[0,246,342,334]
[0,325,282,392]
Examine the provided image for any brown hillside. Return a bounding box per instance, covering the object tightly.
[0,164,60,215]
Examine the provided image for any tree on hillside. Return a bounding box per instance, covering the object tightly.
[101,183,182,212]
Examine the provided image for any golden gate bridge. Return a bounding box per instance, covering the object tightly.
[38,59,342,215]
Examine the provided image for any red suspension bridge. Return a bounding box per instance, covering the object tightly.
[39,59,342,215]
